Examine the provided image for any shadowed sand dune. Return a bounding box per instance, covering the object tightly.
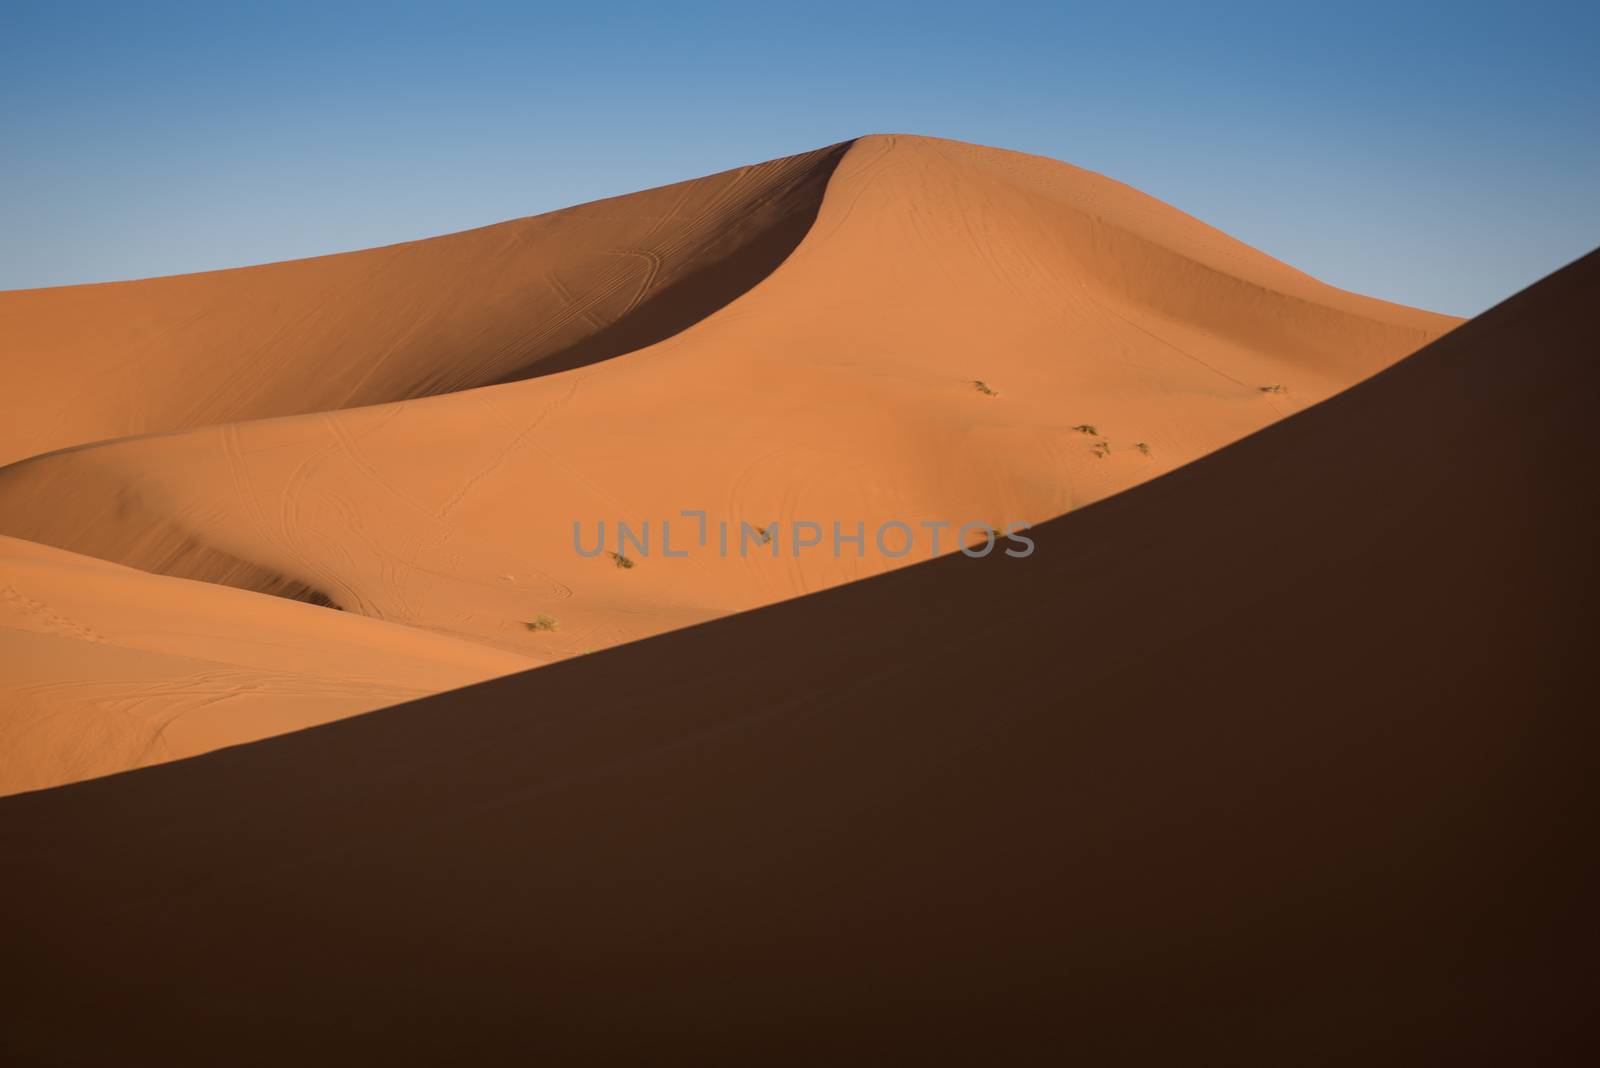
[0,138,1460,789]
[0,242,1589,1063]
[0,142,850,467]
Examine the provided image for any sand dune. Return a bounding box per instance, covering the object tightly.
[0,142,848,467]
[0,245,1587,1062]
[0,535,531,794]
[0,137,1460,789]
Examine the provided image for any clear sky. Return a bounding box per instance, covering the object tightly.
[3,0,1596,315]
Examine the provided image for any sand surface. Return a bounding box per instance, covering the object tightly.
[0,136,1459,790]
[0,247,1588,1062]
[0,535,531,794]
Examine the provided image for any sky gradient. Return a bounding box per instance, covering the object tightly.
[3,0,1596,315]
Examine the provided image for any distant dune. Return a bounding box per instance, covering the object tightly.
[0,142,849,467]
[0,136,1461,791]
[0,237,1588,1062]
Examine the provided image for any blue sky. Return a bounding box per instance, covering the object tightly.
[3,1,1596,315]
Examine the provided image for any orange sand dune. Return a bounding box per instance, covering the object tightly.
[0,248,1587,1063]
[0,143,848,467]
[0,535,531,794]
[0,138,1458,789]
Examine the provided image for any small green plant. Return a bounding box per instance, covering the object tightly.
[609,551,635,570]
[1092,440,1111,459]
[1135,442,1151,457]
[973,380,998,396]
[524,615,558,632]
[1259,385,1289,395]
[1072,424,1099,436]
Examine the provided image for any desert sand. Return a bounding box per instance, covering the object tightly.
[0,240,1589,1062]
[0,535,531,794]
[0,135,1460,791]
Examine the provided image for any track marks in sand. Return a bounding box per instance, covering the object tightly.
[0,581,110,645]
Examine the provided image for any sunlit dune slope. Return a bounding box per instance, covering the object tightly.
[0,249,1587,1064]
[0,135,1459,670]
[0,142,849,467]
[0,535,531,794]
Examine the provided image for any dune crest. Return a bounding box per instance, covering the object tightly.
[0,142,850,467]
